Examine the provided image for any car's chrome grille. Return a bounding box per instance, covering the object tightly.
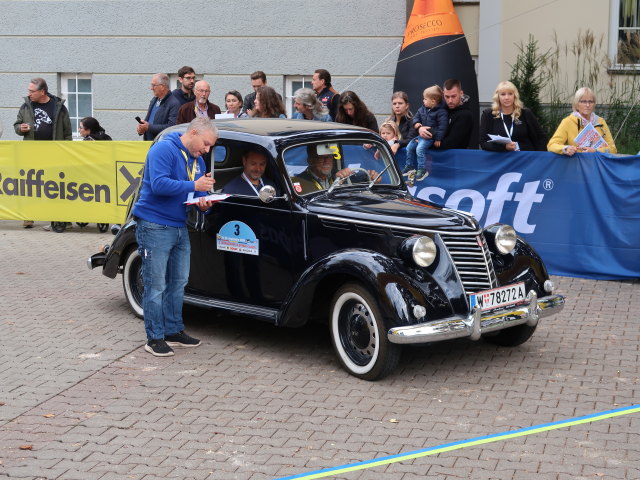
[440,233,497,294]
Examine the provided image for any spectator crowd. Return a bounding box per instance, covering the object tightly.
[10,66,619,229]
[12,66,618,158]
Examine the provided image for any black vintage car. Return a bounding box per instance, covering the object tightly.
[89,119,564,380]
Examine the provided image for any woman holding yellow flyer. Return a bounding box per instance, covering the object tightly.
[547,87,617,156]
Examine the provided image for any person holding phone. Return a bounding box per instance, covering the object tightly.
[137,73,180,141]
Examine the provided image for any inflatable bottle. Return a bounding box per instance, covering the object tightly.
[393,0,479,148]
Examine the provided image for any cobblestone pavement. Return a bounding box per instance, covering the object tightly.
[0,220,638,480]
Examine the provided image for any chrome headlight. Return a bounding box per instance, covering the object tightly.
[412,236,437,267]
[495,225,517,254]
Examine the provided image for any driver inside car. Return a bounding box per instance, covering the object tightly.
[291,144,377,195]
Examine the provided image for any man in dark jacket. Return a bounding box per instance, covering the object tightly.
[171,66,196,106]
[415,78,473,150]
[312,69,340,120]
[241,71,282,116]
[222,150,277,196]
[14,77,72,228]
[137,73,181,141]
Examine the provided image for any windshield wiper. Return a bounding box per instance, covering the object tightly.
[368,163,392,189]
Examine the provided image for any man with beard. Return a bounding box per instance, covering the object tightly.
[176,80,221,124]
[171,66,197,106]
[291,144,369,195]
[415,78,473,150]
[222,150,277,196]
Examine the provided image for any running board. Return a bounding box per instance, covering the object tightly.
[184,294,279,323]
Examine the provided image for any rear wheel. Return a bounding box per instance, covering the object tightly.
[122,248,144,318]
[330,283,400,380]
[482,323,536,347]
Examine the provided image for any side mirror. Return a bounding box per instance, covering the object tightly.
[258,185,277,203]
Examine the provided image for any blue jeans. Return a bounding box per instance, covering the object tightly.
[405,137,434,171]
[135,219,191,341]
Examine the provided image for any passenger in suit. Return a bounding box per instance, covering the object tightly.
[222,150,277,196]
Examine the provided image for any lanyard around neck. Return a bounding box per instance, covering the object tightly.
[242,173,263,195]
[500,112,514,140]
[180,150,197,181]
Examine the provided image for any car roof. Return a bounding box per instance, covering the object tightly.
[159,118,376,139]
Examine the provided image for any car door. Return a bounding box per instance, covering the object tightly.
[186,148,304,309]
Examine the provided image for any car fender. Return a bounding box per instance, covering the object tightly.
[278,249,453,328]
[102,220,138,278]
[487,234,551,294]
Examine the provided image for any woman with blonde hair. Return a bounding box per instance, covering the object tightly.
[378,121,401,155]
[479,80,546,151]
[547,87,617,155]
[292,88,331,121]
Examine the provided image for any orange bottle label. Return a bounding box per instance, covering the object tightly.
[401,9,464,50]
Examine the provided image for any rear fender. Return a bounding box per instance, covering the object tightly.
[102,220,138,278]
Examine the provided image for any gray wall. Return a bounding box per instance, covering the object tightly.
[0,0,407,140]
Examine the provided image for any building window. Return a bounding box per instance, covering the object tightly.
[610,0,640,69]
[62,74,92,136]
[284,76,313,117]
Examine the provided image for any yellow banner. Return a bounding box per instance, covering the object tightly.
[0,141,150,223]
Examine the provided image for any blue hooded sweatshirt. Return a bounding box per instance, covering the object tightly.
[132,131,207,227]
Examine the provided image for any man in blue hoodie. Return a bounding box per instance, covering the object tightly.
[133,117,217,357]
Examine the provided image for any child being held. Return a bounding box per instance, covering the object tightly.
[402,85,447,181]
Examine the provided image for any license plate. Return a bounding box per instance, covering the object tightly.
[470,282,527,311]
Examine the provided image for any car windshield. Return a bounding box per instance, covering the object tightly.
[283,140,400,196]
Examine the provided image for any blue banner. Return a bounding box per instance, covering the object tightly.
[397,149,640,280]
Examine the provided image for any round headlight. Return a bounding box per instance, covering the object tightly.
[495,225,517,254]
[412,236,437,267]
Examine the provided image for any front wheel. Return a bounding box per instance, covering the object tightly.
[330,283,400,380]
[122,248,144,318]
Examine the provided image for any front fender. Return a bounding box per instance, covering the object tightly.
[489,236,550,294]
[278,249,453,328]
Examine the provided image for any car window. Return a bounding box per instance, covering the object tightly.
[212,145,227,164]
[284,141,400,196]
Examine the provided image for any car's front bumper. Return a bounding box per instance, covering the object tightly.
[387,291,565,344]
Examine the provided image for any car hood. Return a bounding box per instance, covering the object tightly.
[305,189,480,233]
